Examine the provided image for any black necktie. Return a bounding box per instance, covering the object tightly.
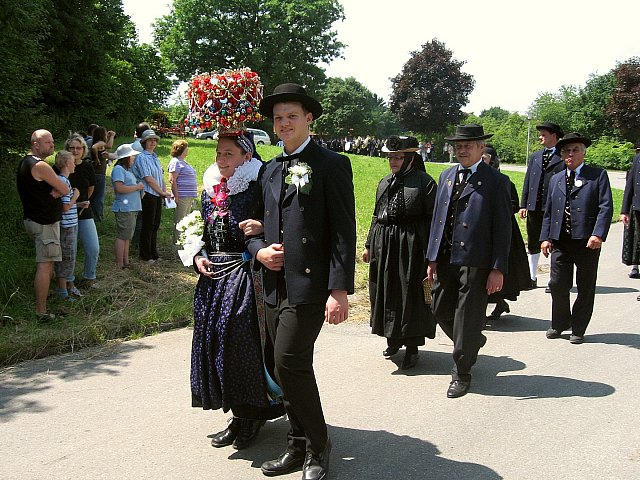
[275,153,300,163]
[458,168,471,184]
[564,170,576,236]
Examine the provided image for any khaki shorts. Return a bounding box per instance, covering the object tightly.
[115,211,138,240]
[24,219,62,262]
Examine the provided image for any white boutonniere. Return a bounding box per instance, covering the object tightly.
[574,179,583,187]
[285,162,313,195]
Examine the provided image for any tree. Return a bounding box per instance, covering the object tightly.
[313,77,370,137]
[0,0,50,159]
[390,39,474,134]
[530,72,616,141]
[154,0,345,95]
[607,57,640,142]
[480,107,510,123]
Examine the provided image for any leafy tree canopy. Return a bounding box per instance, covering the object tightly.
[529,72,616,141]
[390,39,474,134]
[0,0,173,159]
[607,57,640,142]
[154,0,345,95]
[313,77,401,138]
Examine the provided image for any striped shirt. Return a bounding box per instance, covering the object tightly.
[59,175,78,228]
[168,157,198,198]
[132,150,164,197]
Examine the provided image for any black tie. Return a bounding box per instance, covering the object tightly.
[458,168,471,184]
[564,170,576,236]
[275,153,300,163]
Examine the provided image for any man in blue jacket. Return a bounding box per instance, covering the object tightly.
[540,133,613,344]
[427,124,512,398]
[519,121,565,290]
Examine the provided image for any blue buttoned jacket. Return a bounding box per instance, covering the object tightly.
[520,148,564,211]
[247,140,356,305]
[540,164,613,242]
[427,161,512,273]
[622,153,640,214]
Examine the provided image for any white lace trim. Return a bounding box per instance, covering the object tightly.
[203,157,262,197]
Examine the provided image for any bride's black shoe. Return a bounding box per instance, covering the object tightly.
[210,417,240,448]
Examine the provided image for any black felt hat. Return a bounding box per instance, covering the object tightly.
[382,135,420,153]
[535,122,564,138]
[445,124,493,141]
[260,83,323,119]
[556,132,592,151]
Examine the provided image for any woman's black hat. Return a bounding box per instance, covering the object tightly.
[260,83,323,120]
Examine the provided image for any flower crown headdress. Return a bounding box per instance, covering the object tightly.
[186,67,263,131]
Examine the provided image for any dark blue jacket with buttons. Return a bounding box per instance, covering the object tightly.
[540,164,613,242]
[520,148,564,211]
[247,140,356,305]
[427,161,512,273]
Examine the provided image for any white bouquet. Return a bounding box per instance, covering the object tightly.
[176,210,205,267]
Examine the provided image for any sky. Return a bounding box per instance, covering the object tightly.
[123,0,640,115]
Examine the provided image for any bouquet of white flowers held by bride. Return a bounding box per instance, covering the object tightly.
[176,210,205,267]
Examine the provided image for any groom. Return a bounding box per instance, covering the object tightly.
[247,83,356,480]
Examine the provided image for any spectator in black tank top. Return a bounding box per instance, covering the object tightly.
[17,129,71,321]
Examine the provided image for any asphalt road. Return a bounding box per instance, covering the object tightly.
[1,222,639,480]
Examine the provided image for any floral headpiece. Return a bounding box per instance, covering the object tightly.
[186,68,263,131]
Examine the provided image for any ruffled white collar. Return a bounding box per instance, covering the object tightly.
[203,157,262,197]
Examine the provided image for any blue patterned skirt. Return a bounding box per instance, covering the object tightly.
[191,253,269,412]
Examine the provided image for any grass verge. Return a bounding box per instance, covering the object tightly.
[0,139,623,367]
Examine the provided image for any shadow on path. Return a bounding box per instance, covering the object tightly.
[386,350,614,400]
[228,420,503,480]
[585,332,640,350]
[0,341,153,422]
[484,314,548,332]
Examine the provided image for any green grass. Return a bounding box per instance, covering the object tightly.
[0,138,624,366]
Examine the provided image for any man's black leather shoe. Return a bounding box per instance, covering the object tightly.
[210,417,240,448]
[546,328,562,339]
[261,450,305,476]
[302,438,331,480]
[545,285,551,293]
[232,418,265,450]
[447,380,470,398]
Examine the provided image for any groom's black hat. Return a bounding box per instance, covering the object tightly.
[260,83,323,120]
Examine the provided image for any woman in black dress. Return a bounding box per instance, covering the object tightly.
[363,136,437,370]
[482,146,531,321]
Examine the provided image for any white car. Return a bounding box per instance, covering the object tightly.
[195,129,218,140]
[195,127,271,145]
[248,128,271,145]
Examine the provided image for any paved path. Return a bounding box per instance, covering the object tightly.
[2,223,639,480]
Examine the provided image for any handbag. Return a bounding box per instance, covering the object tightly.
[422,277,433,305]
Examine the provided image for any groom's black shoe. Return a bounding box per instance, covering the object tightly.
[261,450,306,476]
[302,438,331,480]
